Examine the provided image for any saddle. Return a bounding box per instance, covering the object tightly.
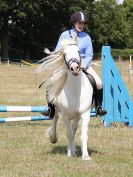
[82,70,97,106]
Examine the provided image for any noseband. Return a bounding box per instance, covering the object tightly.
[66,58,81,70]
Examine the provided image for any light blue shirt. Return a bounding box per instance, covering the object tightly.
[56,29,93,69]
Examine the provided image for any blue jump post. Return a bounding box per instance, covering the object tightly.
[102,46,133,127]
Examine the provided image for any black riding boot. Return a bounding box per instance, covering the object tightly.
[96,88,107,116]
[41,102,55,119]
[48,102,55,119]
[41,88,55,119]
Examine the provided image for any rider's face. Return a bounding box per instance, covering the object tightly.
[74,21,84,32]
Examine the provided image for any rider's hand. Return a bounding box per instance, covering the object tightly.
[80,64,88,72]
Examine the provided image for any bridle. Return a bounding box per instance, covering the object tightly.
[64,44,81,71]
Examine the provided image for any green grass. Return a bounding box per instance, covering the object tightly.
[1,121,133,177]
[0,63,133,177]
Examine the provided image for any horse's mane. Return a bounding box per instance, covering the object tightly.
[36,38,78,103]
[36,48,67,103]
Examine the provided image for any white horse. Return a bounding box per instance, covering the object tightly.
[36,38,93,161]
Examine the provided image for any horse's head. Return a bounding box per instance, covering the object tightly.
[61,39,81,76]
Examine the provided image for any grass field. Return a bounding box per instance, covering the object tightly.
[0,62,133,177]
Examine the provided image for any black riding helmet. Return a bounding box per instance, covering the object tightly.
[70,12,86,25]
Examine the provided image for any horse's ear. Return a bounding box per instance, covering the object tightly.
[61,39,70,48]
[73,34,78,44]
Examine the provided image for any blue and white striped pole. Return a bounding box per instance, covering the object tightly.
[0,106,49,113]
[0,105,96,123]
[0,106,96,115]
[0,116,50,123]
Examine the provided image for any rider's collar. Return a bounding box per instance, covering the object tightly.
[72,28,82,36]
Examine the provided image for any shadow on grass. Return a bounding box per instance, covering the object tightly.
[0,121,50,127]
[50,145,99,157]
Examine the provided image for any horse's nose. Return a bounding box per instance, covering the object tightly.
[70,66,74,72]
[70,63,80,75]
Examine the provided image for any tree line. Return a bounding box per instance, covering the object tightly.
[0,0,133,60]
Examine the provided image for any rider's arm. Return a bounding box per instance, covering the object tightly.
[81,35,93,69]
[55,31,69,51]
[55,34,63,50]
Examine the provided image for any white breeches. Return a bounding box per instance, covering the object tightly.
[86,67,102,89]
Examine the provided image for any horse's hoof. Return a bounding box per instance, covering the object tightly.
[82,156,91,161]
[50,136,58,144]
[67,153,76,157]
[67,154,72,157]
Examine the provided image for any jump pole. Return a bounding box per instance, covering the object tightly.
[0,116,50,123]
[21,60,36,67]
[0,105,96,123]
[0,106,50,123]
[0,106,49,112]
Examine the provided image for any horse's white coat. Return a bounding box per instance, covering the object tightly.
[37,40,93,160]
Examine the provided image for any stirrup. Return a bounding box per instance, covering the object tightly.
[41,104,55,119]
[96,106,107,117]
[41,108,50,116]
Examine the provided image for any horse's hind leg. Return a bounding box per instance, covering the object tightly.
[46,110,59,143]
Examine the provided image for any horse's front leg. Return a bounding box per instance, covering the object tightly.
[46,110,59,143]
[72,117,80,135]
[81,110,91,161]
[62,115,76,157]
[72,117,80,152]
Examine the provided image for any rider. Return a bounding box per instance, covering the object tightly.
[45,12,107,119]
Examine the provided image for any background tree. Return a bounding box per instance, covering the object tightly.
[92,0,129,51]
[0,0,17,58]
[0,0,132,60]
[123,0,133,48]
